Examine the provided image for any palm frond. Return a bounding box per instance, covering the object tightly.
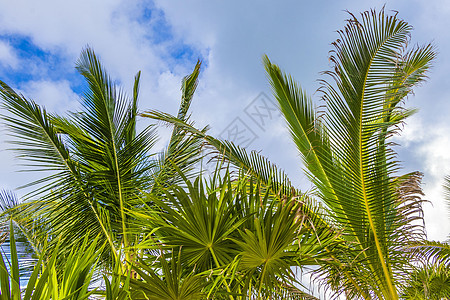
[444,175,450,224]
[401,263,450,299]
[408,241,450,267]
[0,47,160,268]
[150,61,205,193]
[264,9,435,299]
[129,249,208,300]
[142,110,293,197]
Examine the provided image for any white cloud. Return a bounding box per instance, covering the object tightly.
[0,0,195,96]
[20,80,80,113]
[417,126,450,240]
[0,40,19,69]
[394,115,450,241]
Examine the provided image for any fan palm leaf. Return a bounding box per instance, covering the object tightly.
[128,249,209,300]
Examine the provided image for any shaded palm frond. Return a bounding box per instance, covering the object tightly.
[401,263,450,300]
[129,249,208,300]
[408,241,450,267]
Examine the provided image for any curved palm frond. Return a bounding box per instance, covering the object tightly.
[142,110,292,196]
[264,9,435,299]
[150,61,207,194]
[0,79,117,263]
[0,221,102,300]
[408,241,450,267]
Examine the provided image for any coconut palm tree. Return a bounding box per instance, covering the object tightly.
[262,9,436,299]
[0,47,205,271]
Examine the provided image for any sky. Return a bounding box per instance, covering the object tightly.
[0,0,449,248]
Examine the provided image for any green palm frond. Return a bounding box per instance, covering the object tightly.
[0,221,102,300]
[142,111,342,252]
[0,190,43,258]
[1,47,156,267]
[264,9,435,299]
[129,249,208,300]
[401,263,450,300]
[1,48,206,272]
[232,199,301,298]
[141,170,245,272]
[143,91,354,299]
[0,82,114,262]
[409,241,450,267]
[150,61,206,194]
[142,110,293,196]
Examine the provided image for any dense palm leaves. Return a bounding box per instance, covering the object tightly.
[1,48,316,298]
[0,222,101,300]
[402,263,450,299]
[128,250,209,300]
[0,8,448,300]
[0,48,204,269]
[130,170,318,299]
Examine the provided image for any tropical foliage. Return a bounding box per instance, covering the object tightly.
[0,47,204,272]
[145,9,448,300]
[0,8,448,300]
[0,221,101,300]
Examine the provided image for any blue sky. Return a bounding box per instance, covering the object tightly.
[0,0,449,248]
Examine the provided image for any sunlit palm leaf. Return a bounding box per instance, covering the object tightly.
[1,48,206,272]
[0,47,158,267]
[264,9,434,299]
[150,61,206,194]
[232,199,300,297]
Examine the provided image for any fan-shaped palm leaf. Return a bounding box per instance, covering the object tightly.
[128,249,208,300]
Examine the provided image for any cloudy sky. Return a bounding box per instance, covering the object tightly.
[0,0,449,243]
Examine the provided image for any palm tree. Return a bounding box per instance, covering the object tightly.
[0,47,204,271]
[263,9,436,299]
[146,9,437,299]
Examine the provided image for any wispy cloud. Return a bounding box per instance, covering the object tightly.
[0,40,19,69]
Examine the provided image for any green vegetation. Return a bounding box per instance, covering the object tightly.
[0,9,448,300]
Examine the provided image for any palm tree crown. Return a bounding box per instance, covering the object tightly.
[0,47,204,269]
